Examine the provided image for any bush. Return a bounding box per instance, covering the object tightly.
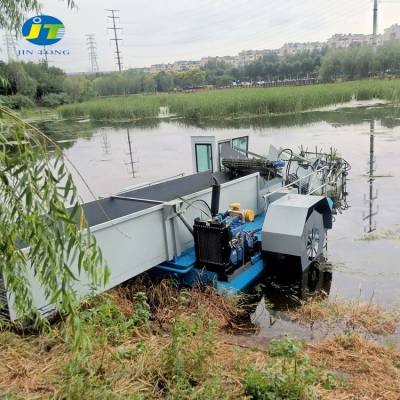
[41,92,73,107]
[161,307,218,395]
[244,338,335,400]
[0,94,34,109]
[79,292,150,346]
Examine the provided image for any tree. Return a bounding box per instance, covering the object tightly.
[0,106,108,345]
[0,0,75,33]
[0,1,107,351]
[181,69,206,87]
[318,43,400,82]
[23,62,65,97]
[354,46,374,78]
[319,50,343,82]
[377,41,400,74]
[63,76,95,102]
[6,62,37,97]
[156,71,174,92]
[142,74,156,93]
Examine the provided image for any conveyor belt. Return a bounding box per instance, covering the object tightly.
[82,171,231,228]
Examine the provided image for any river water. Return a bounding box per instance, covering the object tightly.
[38,102,400,310]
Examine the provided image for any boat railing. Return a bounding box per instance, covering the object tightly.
[262,165,330,208]
[118,173,185,194]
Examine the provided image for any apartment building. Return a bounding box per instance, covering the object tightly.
[148,23,400,74]
[383,24,400,42]
[326,33,384,48]
[278,42,325,56]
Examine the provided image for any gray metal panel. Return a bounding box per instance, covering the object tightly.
[271,194,326,210]
[262,194,327,264]
[264,201,308,237]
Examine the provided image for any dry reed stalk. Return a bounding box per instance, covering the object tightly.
[290,296,400,335]
[307,333,400,400]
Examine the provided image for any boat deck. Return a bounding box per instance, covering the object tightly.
[82,171,232,227]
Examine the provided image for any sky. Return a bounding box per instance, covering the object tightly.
[2,0,400,73]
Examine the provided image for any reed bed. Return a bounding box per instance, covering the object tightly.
[359,226,400,241]
[58,79,400,121]
[59,95,162,120]
[165,80,400,119]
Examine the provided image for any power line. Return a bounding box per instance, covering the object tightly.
[86,34,99,73]
[3,32,18,62]
[106,9,123,72]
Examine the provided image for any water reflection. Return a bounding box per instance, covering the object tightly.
[257,261,332,311]
[363,120,378,233]
[125,128,136,178]
[177,104,400,130]
[35,104,400,149]
[101,129,111,156]
[250,261,333,341]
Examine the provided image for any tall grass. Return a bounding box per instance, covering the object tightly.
[58,80,400,121]
[59,95,162,120]
[166,80,400,119]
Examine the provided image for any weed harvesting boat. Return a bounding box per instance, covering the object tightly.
[0,135,350,321]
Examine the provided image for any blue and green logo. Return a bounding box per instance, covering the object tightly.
[22,15,65,46]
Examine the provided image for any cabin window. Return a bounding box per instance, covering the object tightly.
[218,140,231,171]
[195,143,213,172]
[232,136,249,155]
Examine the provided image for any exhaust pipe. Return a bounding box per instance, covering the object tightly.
[211,176,220,217]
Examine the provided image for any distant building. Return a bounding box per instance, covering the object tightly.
[127,67,150,74]
[219,55,241,67]
[200,55,241,67]
[238,49,277,66]
[383,24,400,42]
[149,63,173,74]
[150,61,202,73]
[172,60,201,72]
[146,22,400,74]
[326,33,383,48]
[279,42,325,56]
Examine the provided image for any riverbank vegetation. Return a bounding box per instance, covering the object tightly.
[58,79,400,121]
[1,278,399,399]
[3,41,400,111]
[58,95,161,120]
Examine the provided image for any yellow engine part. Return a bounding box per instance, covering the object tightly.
[228,206,255,222]
[229,202,241,211]
[243,209,255,222]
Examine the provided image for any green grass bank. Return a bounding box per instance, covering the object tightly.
[58,80,400,121]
